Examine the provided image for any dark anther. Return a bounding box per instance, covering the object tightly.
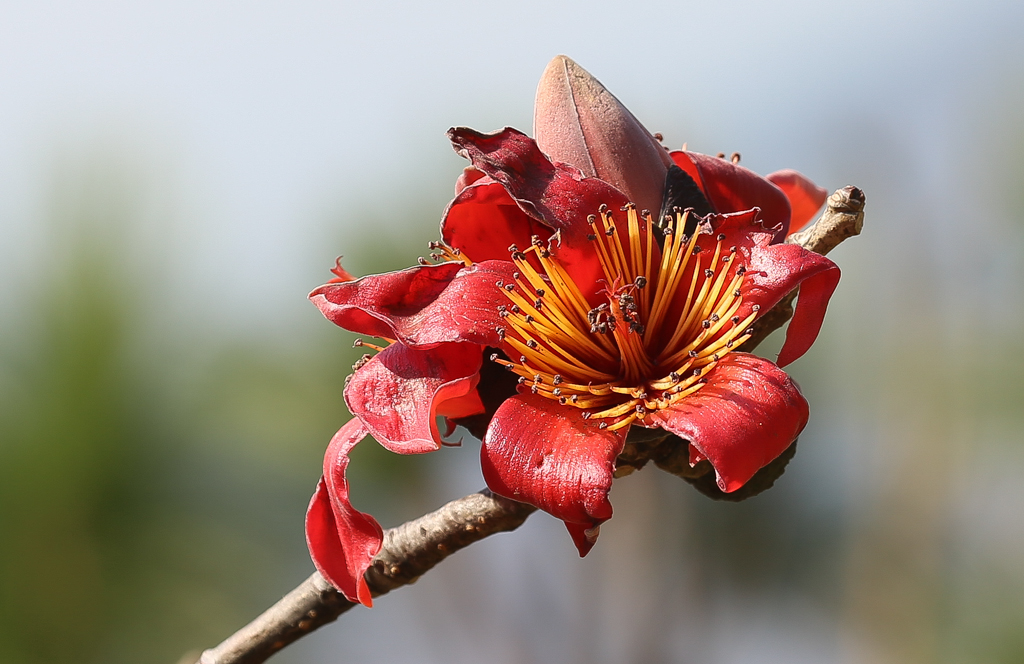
[653,132,664,141]
[730,245,737,253]
[702,320,711,329]
[641,209,651,218]
[512,252,526,260]
[733,289,742,297]
[726,340,734,348]
[533,374,542,383]
[571,395,579,403]
[693,368,703,376]
[630,323,646,335]
[752,304,760,311]
[513,272,520,279]
[598,422,608,430]
[587,214,597,224]
[552,388,562,397]
[558,397,567,404]
[353,339,363,347]
[716,152,725,159]
[744,328,754,335]
[534,300,543,309]
[526,340,538,349]
[731,152,741,163]
[505,363,516,371]
[710,313,720,322]
[689,350,699,358]
[496,280,504,287]
[598,203,609,213]
[489,353,499,362]
[737,266,746,276]
[520,355,527,363]
[525,315,535,323]
[704,269,714,278]
[605,227,615,236]
[731,315,740,324]
[353,354,371,370]
[669,372,680,381]
[587,233,597,241]
[663,226,674,236]
[417,257,428,265]
[510,304,521,314]
[531,385,539,394]
[692,245,702,255]
[721,256,731,263]
[581,412,591,420]
[717,233,726,241]
[553,374,563,384]
[535,288,545,297]
[518,376,527,384]
[508,243,519,252]
[531,235,543,246]
[634,276,648,289]
[540,250,550,258]
[504,283,515,291]
[428,241,439,249]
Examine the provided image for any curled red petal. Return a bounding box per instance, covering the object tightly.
[767,169,828,234]
[649,353,808,493]
[441,178,551,264]
[448,126,631,302]
[692,210,840,367]
[305,418,383,607]
[345,342,484,454]
[480,393,627,556]
[671,151,793,240]
[310,260,516,348]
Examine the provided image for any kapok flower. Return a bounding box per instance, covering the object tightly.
[305,56,840,606]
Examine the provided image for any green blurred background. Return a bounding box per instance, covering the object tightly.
[1,2,1023,663]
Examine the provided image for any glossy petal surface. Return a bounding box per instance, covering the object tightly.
[305,419,383,607]
[481,393,627,555]
[441,178,551,264]
[310,260,515,348]
[649,353,808,493]
[345,342,484,454]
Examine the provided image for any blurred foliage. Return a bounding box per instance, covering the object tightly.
[0,153,439,664]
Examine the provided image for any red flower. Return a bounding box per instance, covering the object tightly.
[305,57,840,606]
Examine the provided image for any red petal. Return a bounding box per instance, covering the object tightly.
[345,342,484,454]
[305,419,383,607]
[767,169,828,233]
[480,393,627,556]
[671,151,793,239]
[441,178,552,264]
[688,211,840,368]
[448,127,632,302]
[649,353,808,493]
[310,260,515,348]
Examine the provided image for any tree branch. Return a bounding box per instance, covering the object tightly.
[194,186,864,664]
[198,490,536,664]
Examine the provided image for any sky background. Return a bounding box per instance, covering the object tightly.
[1,1,1023,663]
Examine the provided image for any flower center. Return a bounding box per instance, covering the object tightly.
[486,205,757,431]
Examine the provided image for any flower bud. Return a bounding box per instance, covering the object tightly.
[534,55,671,217]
